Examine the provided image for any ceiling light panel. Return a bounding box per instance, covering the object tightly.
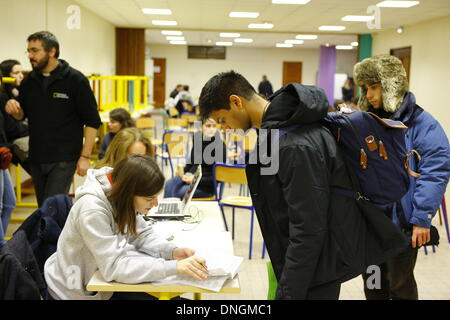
[152,20,177,26]
[249,23,274,29]
[229,12,259,18]
[296,35,318,40]
[142,8,172,15]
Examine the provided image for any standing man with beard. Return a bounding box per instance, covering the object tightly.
[5,31,101,206]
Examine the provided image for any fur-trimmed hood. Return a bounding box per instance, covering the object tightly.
[353,54,409,113]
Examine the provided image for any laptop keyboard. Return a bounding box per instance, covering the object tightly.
[155,203,180,215]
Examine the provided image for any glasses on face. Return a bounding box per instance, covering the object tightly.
[25,48,43,55]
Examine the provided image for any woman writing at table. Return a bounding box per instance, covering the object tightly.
[44,154,208,300]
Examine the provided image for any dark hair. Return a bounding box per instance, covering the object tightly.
[108,154,164,237]
[0,60,20,78]
[109,108,135,128]
[199,70,256,120]
[183,85,189,91]
[27,31,60,58]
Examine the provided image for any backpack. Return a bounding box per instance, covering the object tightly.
[321,106,421,205]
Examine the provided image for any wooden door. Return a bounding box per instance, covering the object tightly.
[152,58,166,108]
[390,47,411,82]
[283,61,302,86]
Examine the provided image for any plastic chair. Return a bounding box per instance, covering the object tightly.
[266,261,278,300]
[136,117,157,139]
[181,113,199,126]
[213,163,259,259]
[156,130,190,178]
[167,118,188,130]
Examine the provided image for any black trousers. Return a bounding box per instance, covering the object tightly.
[30,161,77,207]
[362,246,419,300]
[306,281,341,300]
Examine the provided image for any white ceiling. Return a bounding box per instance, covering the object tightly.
[75,0,450,48]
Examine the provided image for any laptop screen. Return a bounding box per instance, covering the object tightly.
[181,166,202,206]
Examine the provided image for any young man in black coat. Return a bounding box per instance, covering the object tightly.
[199,71,407,299]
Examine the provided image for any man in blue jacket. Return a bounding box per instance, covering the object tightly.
[354,54,450,300]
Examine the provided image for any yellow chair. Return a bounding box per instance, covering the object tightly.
[156,130,190,177]
[213,163,258,259]
[136,117,157,138]
[181,113,199,125]
[167,118,188,130]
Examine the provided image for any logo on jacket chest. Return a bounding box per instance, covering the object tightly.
[53,92,70,99]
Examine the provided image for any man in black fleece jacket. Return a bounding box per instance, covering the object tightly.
[5,31,101,206]
[199,71,407,300]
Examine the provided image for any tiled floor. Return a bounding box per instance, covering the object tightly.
[7,173,450,300]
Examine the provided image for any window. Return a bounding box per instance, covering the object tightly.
[188,46,226,59]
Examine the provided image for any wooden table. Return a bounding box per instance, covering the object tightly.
[87,201,240,300]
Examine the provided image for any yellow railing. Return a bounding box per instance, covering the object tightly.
[88,75,151,113]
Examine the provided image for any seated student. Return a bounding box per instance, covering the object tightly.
[164,118,226,199]
[99,108,135,160]
[44,154,208,300]
[95,127,154,169]
[173,85,196,115]
[0,60,30,173]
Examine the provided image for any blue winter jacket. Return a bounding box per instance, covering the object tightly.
[390,92,450,228]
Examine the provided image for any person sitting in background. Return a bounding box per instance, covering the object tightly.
[95,127,154,169]
[0,74,17,248]
[0,59,24,100]
[170,84,183,99]
[44,154,208,300]
[173,85,196,115]
[0,59,30,173]
[98,108,135,160]
[164,118,226,199]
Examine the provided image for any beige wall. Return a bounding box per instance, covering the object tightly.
[0,0,115,75]
[372,15,450,138]
[148,44,356,101]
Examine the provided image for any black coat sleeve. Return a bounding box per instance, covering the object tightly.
[276,145,329,299]
[74,75,102,129]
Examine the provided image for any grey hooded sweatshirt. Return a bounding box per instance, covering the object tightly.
[44,167,178,300]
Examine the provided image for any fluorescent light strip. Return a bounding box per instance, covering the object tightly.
[342,15,375,22]
[276,43,293,48]
[161,30,183,36]
[351,41,359,46]
[234,38,253,43]
[336,45,354,50]
[285,39,304,44]
[272,0,310,4]
[229,12,259,18]
[249,23,274,29]
[170,41,186,45]
[296,34,318,40]
[166,36,185,41]
[216,42,233,46]
[142,8,172,15]
[220,33,240,38]
[376,1,419,8]
[319,25,346,31]
[152,20,177,26]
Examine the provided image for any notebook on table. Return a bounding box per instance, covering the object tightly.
[147,166,202,219]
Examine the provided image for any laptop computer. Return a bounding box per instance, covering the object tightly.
[146,166,202,219]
